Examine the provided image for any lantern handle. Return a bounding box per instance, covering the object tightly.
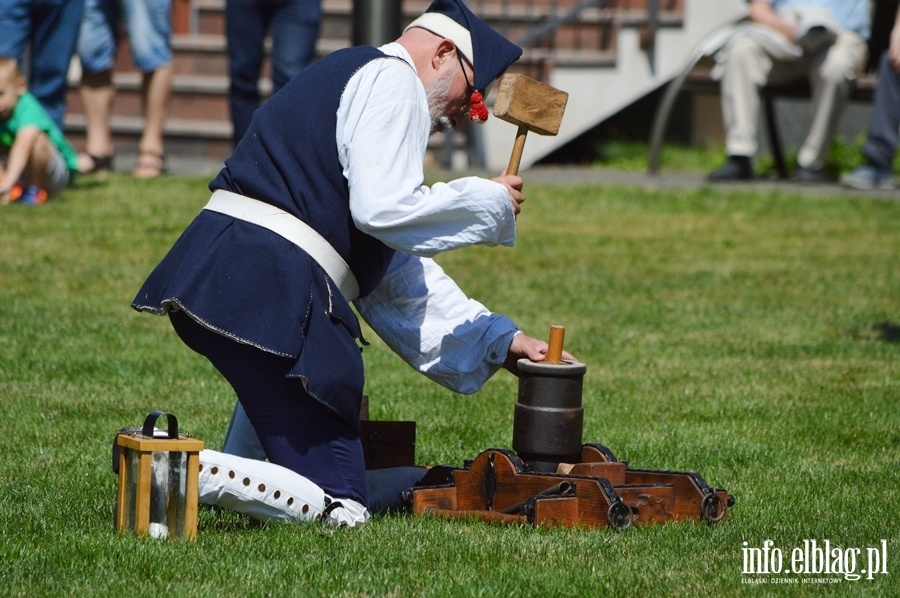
[142,411,179,439]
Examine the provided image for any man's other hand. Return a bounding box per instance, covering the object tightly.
[503,332,577,374]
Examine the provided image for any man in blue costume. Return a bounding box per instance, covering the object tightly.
[133,0,569,526]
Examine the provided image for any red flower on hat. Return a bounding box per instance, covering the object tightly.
[469,91,488,123]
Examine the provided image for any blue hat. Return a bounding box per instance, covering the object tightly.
[406,0,523,122]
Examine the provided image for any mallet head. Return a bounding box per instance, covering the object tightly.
[493,73,568,136]
[492,73,568,174]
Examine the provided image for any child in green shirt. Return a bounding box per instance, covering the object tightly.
[0,56,78,205]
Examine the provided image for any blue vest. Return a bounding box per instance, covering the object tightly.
[212,45,398,295]
[133,47,403,427]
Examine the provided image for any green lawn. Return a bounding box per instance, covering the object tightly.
[1,173,897,596]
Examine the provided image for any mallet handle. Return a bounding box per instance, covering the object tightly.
[507,125,528,176]
[547,325,565,364]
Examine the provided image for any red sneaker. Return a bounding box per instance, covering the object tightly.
[8,184,23,201]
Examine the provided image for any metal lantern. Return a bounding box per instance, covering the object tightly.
[114,412,203,539]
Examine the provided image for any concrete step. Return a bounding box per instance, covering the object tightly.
[65,113,233,161]
[192,0,357,37]
[66,73,235,122]
[102,34,349,78]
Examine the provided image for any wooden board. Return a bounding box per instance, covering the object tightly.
[360,420,416,470]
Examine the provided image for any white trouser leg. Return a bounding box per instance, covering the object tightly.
[199,449,370,527]
[721,35,774,158]
[797,31,867,170]
[220,400,427,515]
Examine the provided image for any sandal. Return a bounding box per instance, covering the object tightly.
[77,153,114,174]
[133,151,167,179]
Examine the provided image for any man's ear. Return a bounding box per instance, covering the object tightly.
[15,75,26,95]
[432,38,457,70]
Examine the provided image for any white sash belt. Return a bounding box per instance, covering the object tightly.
[204,190,360,301]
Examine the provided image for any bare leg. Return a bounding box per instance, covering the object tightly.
[25,133,55,189]
[77,69,116,173]
[0,133,55,204]
[133,64,172,178]
[0,162,10,204]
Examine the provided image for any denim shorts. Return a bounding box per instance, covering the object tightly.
[78,0,172,73]
[45,147,71,197]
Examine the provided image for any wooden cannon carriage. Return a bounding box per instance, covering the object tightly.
[401,327,734,530]
[407,444,732,529]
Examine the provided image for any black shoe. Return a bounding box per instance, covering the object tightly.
[792,166,825,183]
[708,156,754,181]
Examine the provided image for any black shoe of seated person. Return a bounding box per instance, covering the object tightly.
[708,156,754,181]
[792,166,825,183]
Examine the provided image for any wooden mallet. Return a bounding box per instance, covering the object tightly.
[493,73,569,175]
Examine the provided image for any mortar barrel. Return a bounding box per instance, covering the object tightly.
[513,358,586,472]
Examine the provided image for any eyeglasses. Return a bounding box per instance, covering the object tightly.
[456,51,475,98]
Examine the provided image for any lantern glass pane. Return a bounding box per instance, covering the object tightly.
[123,449,139,530]
[169,450,188,536]
[149,450,169,532]
[148,451,189,537]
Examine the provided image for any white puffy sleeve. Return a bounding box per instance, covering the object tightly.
[354,251,520,394]
[336,45,517,257]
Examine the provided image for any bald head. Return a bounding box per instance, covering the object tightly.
[397,26,468,90]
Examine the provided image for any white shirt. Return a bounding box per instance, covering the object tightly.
[338,43,520,394]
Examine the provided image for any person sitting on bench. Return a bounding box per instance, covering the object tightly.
[708,0,870,182]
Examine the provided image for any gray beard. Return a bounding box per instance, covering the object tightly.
[426,71,456,135]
